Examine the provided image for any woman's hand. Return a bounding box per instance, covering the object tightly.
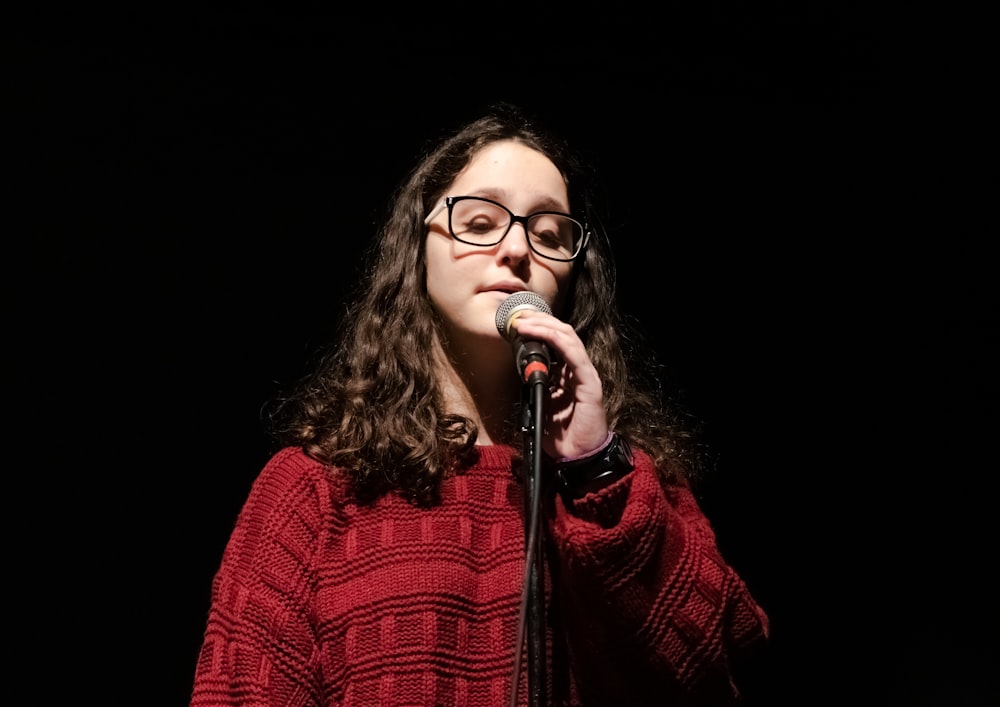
[509,309,609,460]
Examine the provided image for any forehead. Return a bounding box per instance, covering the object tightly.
[450,141,568,205]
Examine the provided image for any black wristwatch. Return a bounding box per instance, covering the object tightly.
[555,433,635,499]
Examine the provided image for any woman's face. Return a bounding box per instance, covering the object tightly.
[424,140,575,353]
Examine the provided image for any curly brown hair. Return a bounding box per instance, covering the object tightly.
[264,103,709,506]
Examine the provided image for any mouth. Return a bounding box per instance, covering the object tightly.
[483,284,528,296]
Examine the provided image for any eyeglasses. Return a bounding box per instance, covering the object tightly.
[424,195,589,262]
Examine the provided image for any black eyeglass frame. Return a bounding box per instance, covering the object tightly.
[425,195,590,262]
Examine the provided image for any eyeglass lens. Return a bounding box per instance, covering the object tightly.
[450,198,581,260]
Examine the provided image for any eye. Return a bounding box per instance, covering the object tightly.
[465,212,502,235]
[530,227,564,249]
[452,199,509,239]
[528,214,574,250]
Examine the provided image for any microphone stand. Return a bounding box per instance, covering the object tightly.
[518,375,547,707]
[496,294,553,707]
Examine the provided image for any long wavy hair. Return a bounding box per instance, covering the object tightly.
[265,103,708,506]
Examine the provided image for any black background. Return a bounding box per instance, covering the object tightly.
[9,3,996,705]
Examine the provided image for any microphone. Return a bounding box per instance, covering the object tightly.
[495,291,552,385]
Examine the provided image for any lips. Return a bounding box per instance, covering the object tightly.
[483,283,527,295]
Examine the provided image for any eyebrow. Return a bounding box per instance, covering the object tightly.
[468,188,569,214]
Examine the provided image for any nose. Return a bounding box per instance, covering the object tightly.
[495,221,532,263]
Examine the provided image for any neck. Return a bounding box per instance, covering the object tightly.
[433,335,522,445]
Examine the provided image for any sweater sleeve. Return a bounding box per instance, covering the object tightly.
[547,448,770,706]
[190,448,332,707]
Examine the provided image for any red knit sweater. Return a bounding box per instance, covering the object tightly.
[191,445,768,706]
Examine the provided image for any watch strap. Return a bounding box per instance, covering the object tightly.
[555,432,635,499]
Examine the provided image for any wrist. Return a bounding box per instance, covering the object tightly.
[555,431,615,464]
[554,432,635,499]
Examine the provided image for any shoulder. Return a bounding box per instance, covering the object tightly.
[217,447,353,576]
[208,448,351,607]
[239,446,350,526]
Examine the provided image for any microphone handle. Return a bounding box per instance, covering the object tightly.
[514,336,550,385]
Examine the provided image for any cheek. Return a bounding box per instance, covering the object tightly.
[424,237,452,306]
[546,265,575,315]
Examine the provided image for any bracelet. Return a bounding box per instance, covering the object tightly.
[555,432,635,499]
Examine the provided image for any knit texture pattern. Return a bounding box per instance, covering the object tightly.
[191,445,768,706]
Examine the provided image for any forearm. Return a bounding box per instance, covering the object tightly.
[548,451,769,703]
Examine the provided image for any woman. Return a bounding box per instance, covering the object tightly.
[190,103,769,706]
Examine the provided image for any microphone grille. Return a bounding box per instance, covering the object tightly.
[495,291,553,336]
